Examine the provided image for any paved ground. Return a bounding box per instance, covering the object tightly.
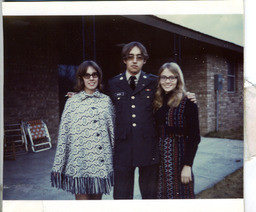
[3,137,243,200]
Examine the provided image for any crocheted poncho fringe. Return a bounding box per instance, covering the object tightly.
[51,171,114,195]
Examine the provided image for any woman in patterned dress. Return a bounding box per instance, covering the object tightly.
[153,62,200,199]
[51,61,115,200]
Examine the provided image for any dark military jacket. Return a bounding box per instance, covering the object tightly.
[107,71,160,167]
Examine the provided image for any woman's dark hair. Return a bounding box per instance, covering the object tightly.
[74,60,103,92]
[122,41,149,61]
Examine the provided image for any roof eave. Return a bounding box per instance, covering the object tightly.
[122,15,243,54]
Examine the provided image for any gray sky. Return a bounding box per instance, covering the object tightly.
[157,14,256,84]
[157,14,244,46]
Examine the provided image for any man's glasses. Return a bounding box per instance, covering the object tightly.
[125,55,144,62]
[83,72,99,79]
[160,75,178,82]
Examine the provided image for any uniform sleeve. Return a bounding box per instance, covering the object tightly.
[183,99,201,166]
[51,99,72,173]
[106,97,115,149]
[104,80,112,98]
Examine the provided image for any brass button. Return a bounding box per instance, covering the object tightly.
[117,97,120,100]
[132,123,136,127]
[131,96,135,99]
[131,105,136,108]
[132,114,136,118]
[147,96,150,99]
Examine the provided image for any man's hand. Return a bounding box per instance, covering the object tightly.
[186,92,197,103]
[65,92,76,98]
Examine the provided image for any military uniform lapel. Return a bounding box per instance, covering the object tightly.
[115,72,131,92]
[133,71,152,95]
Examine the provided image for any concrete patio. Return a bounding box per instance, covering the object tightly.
[3,137,243,200]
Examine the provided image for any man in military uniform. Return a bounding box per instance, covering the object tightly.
[67,41,195,199]
[108,41,159,199]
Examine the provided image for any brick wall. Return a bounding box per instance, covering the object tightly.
[205,54,226,133]
[206,53,243,133]
[182,53,208,135]
[4,54,242,141]
[4,62,60,144]
[181,52,243,135]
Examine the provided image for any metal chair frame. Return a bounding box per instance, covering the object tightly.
[4,123,28,159]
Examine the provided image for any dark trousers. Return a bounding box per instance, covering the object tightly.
[113,164,159,199]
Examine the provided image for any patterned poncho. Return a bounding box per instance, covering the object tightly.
[51,90,115,195]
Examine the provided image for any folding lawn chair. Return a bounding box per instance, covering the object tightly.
[4,122,28,160]
[26,120,52,153]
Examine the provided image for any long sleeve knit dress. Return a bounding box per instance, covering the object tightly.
[155,95,200,199]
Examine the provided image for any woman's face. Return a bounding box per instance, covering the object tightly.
[82,66,99,94]
[159,68,178,93]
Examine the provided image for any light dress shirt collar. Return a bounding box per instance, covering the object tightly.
[125,71,141,84]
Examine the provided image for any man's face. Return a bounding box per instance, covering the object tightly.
[123,46,146,76]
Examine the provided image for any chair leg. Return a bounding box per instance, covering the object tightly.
[11,142,16,160]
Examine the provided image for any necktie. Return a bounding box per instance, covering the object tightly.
[130,76,136,90]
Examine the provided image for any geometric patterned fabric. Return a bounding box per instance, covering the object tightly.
[27,120,46,140]
[51,90,115,195]
[156,97,199,199]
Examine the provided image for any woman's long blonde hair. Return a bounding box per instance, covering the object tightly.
[153,62,186,111]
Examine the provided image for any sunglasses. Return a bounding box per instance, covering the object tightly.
[83,72,99,79]
[125,55,144,62]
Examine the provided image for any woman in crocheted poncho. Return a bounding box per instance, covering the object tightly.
[51,61,115,200]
